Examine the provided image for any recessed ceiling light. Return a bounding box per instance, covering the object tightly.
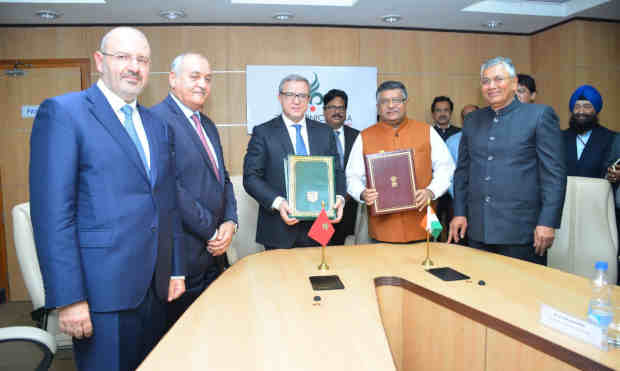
[35,9,61,20]
[273,13,294,21]
[233,0,357,5]
[381,14,402,24]
[482,20,503,29]
[159,10,186,20]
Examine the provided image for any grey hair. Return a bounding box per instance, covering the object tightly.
[170,53,208,74]
[480,57,516,78]
[278,74,310,93]
[100,27,148,52]
[376,81,408,102]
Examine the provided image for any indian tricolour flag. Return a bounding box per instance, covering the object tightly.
[420,205,442,240]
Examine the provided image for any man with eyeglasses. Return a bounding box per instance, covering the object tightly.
[346,81,455,243]
[29,27,185,370]
[243,74,346,250]
[322,89,359,245]
[151,53,238,329]
[516,74,537,103]
[449,57,566,265]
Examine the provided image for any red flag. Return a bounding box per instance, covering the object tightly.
[308,207,335,247]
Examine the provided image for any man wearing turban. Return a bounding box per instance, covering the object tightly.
[562,85,615,178]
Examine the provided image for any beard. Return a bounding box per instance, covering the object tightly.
[569,112,599,134]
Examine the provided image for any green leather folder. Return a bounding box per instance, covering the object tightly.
[284,155,336,220]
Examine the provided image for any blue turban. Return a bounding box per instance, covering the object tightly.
[569,85,603,113]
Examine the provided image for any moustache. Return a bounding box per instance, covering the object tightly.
[121,71,142,81]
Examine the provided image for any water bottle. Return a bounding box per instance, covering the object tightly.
[587,261,613,349]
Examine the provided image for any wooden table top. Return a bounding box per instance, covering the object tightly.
[139,243,620,370]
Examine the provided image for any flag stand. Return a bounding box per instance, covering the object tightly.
[421,199,434,269]
[318,201,330,271]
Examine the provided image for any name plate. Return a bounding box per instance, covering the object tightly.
[540,304,607,350]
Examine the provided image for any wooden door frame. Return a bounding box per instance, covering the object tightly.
[0,58,90,299]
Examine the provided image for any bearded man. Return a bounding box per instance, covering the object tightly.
[562,85,615,178]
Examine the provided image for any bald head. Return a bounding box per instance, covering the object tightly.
[95,27,151,102]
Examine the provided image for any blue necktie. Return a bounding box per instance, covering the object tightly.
[334,130,344,168]
[293,124,308,155]
[120,105,148,171]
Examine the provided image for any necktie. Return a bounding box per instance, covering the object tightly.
[334,130,344,168]
[292,124,308,156]
[191,113,221,182]
[120,105,148,171]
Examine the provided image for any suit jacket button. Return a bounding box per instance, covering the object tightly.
[484,176,491,181]
[151,227,156,233]
[485,196,491,203]
[488,155,494,161]
[489,136,495,141]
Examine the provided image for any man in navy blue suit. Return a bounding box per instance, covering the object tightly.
[151,53,238,327]
[243,74,346,250]
[29,27,185,371]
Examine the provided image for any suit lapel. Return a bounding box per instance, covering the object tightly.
[343,126,357,166]
[138,104,158,185]
[166,97,221,184]
[85,85,150,184]
[199,113,224,185]
[274,116,295,155]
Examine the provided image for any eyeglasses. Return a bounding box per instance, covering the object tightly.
[378,97,406,106]
[280,92,310,101]
[100,51,151,66]
[325,105,346,112]
[481,76,508,86]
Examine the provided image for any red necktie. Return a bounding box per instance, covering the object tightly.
[191,113,221,182]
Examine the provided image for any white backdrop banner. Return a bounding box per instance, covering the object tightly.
[246,65,377,134]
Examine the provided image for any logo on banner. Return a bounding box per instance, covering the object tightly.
[308,73,323,112]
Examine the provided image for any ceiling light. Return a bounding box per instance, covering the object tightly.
[482,20,503,29]
[381,14,402,24]
[233,0,357,5]
[35,9,61,20]
[273,13,294,21]
[159,10,186,20]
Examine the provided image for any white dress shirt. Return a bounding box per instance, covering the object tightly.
[346,123,455,203]
[97,79,151,169]
[169,92,219,167]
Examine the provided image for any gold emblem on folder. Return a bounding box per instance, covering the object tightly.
[390,176,399,188]
[307,191,318,203]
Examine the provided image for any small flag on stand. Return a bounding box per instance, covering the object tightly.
[308,207,335,246]
[420,204,442,240]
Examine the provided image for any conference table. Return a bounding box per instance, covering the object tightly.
[139,243,620,370]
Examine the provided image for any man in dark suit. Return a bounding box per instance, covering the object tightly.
[562,85,615,178]
[151,53,237,328]
[243,74,345,250]
[449,57,567,265]
[29,27,185,371]
[322,89,359,245]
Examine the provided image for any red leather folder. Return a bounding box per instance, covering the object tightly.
[364,149,416,215]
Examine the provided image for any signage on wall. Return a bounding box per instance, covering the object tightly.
[21,105,39,118]
[246,65,377,134]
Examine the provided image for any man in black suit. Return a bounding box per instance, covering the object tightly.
[322,89,359,245]
[562,85,615,179]
[151,53,237,327]
[449,57,567,265]
[243,74,345,250]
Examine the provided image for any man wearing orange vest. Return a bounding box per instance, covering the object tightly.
[346,81,455,243]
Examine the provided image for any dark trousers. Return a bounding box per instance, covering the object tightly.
[73,283,166,371]
[468,240,547,266]
[436,194,453,242]
[166,262,221,329]
[264,221,321,250]
[616,208,620,285]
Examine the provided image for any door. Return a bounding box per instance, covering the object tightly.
[0,59,89,301]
